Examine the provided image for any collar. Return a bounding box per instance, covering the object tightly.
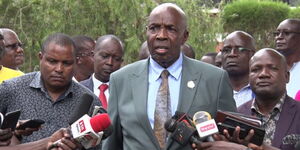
[29,72,74,98]
[233,84,251,93]
[149,52,183,82]
[251,93,286,115]
[92,73,109,87]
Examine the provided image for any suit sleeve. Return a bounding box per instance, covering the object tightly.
[217,70,237,113]
[102,74,123,150]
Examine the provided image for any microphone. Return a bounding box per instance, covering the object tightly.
[193,111,218,142]
[68,93,93,125]
[165,111,201,146]
[51,113,111,149]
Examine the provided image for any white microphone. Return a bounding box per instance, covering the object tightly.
[193,111,218,142]
[70,113,111,149]
[50,113,111,149]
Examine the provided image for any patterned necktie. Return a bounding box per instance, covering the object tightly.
[99,83,109,109]
[154,70,172,149]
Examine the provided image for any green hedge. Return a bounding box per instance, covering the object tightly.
[221,0,290,49]
[289,7,300,18]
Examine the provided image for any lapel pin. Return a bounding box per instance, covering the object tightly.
[187,81,195,89]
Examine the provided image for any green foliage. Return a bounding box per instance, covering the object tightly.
[221,0,290,49]
[0,0,222,72]
[289,7,300,18]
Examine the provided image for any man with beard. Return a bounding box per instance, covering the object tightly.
[103,3,236,150]
[221,31,256,106]
[0,28,25,72]
[274,19,300,98]
[238,48,300,150]
[80,34,124,110]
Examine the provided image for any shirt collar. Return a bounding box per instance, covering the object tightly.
[29,71,74,98]
[92,73,109,87]
[233,84,251,93]
[149,52,183,82]
[251,93,286,115]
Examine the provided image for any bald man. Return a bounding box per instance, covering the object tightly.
[103,3,236,150]
[221,31,256,107]
[238,48,300,150]
[80,34,124,109]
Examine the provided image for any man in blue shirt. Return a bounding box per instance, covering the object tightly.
[103,3,236,150]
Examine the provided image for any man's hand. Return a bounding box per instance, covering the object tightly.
[192,141,248,150]
[15,120,41,137]
[0,128,13,146]
[47,128,80,150]
[223,126,254,146]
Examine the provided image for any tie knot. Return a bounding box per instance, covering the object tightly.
[161,70,169,79]
[99,84,108,92]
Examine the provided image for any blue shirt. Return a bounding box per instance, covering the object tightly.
[233,84,255,107]
[147,53,183,128]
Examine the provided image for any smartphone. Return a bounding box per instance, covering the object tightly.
[0,110,21,130]
[16,119,45,130]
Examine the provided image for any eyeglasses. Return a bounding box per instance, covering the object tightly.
[273,31,300,37]
[5,43,23,50]
[221,47,253,54]
[77,51,94,57]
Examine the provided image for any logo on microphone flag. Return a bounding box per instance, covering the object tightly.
[195,119,218,138]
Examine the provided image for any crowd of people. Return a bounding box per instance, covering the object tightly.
[0,2,299,150]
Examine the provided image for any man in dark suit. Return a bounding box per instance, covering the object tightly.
[238,48,300,150]
[80,35,124,109]
[103,3,236,150]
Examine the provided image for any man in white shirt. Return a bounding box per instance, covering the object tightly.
[80,34,124,109]
[274,19,300,98]
[221,31,256,107]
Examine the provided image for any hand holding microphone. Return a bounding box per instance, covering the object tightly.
[47,128,80,150]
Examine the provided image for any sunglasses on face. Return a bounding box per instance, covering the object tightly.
[221,47,252,54]
[5,43,23,50]
[273,31,300,37]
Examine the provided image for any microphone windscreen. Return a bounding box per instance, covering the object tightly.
[90,113,111,132]
[68,93,93,125]
[193,111,211,125]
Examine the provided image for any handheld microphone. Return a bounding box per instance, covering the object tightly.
[193,111,218,142]
[68,93,93,125]
[52,113,111,149]
[165,111,201,146]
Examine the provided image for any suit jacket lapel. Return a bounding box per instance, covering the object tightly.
[88,77,94,92]
[177,56,201,113]
[272,96,297,148]
[130,59,161,149]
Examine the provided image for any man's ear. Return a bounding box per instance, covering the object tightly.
[286,70,290,83]
[38,52,43,60]
[182,30,189,44]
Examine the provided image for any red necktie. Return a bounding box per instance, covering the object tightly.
[99,84,109,109]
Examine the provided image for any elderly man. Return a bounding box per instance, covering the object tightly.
[0,33,101,149]
[72,35,95,82]
[0,28,25,71]
[103,3,236,150]
[0,30,23,83]
[221,31,256,107]
[238,48,300,150]
[80,34,124,110]
[274,19,300,99]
